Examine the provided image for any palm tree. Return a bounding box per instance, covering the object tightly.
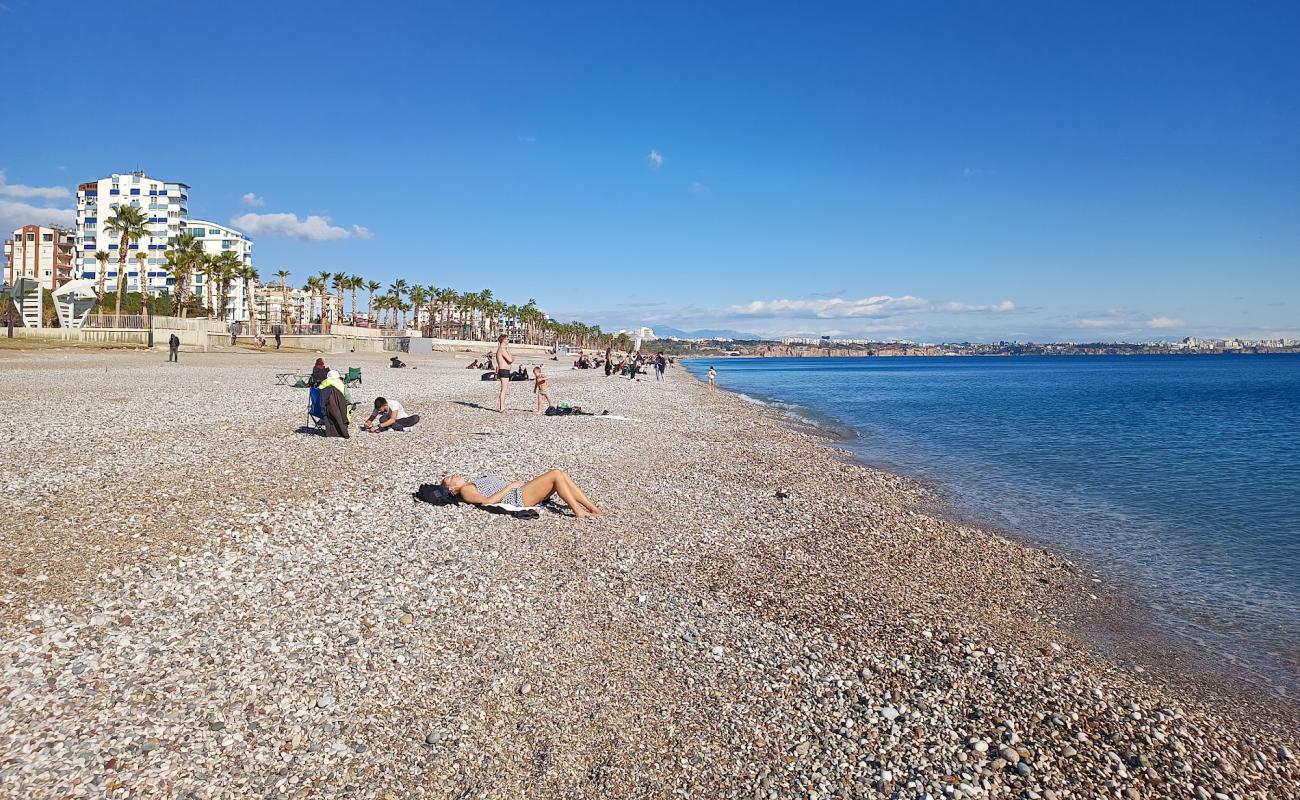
[201,254,220,317]
[335,275,351,325]
[102,205,149,323]
[407,285,426,334]
[134,252,150,323]
[347,275,362,324]
[365,280,381,325]
[94,251,110,303]
[165,232,203,318]
[212,251,241,322]
[275,270,291,325]
[422,285,438,337]
[241,265,260,334]
[163,251,189,316]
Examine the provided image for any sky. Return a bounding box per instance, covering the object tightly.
[2,0,1297,342]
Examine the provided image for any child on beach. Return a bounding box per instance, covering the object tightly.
[533,366,553,414]
[707,365,717,391]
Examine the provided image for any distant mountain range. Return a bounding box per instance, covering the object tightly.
[648,325,764,340]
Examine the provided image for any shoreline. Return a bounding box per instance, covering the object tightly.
[685,363,1300,730]
[0,348,1295,797]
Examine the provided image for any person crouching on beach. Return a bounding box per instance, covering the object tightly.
[363,397,420,432]
[433,470,605,518]
[533,365,553,414]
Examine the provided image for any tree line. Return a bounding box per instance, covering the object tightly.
[92,204,624,348]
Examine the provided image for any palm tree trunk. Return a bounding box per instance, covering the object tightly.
[114,245,127,322]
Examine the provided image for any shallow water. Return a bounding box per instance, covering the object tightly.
[685,354,1300,697]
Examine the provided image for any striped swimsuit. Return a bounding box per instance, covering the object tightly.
[471,474,525,507]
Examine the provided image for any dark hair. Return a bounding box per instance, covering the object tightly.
[374,397,387,409]
[414,483,456,505]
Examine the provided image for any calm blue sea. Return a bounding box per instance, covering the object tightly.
[684,355,1300,696]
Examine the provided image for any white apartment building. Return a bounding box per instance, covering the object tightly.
[76,171,189,294]
[187,219,254,322]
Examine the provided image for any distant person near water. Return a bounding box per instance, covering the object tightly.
[431,469,605,518]
[533,365,553,414]
[707,366,717,391]
[363,397,420,432]
[495,334,513,412]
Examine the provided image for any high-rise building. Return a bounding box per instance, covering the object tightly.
[3,224,76,291]
[76,171,189,294]
[186,219,254,321]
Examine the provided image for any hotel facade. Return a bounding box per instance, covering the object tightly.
[3,224,76,291]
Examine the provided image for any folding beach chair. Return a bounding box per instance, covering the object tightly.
[344,367,362,387]
[307,387,326,432]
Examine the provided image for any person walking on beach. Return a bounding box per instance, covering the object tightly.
[654,351,667,382]
[168,333,180,362]
[274,325,282,349]
[604,345,613,376]
[495,334,513,412]
[707,365,717,391]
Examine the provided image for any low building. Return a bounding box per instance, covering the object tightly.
[4,225,76,291]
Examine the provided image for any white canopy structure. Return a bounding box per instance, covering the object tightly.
[52,279,98,330]
[12,277,42,328]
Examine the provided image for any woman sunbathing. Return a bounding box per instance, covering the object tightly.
[432,469,605,518]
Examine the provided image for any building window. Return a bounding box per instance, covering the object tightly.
[42,234,53,242]
[110,189,120,196]
[130,188,141,195]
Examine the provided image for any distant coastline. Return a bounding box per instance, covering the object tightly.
[667,340,1300,358]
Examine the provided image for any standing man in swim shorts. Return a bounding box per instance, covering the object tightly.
[495,333,513,412]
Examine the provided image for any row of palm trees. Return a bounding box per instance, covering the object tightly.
[272,271,617,348]
[93,205,258,327]
[92,205,618,348]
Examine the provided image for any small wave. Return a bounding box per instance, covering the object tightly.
[731,390,858,440]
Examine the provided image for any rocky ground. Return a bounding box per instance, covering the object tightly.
[0,347,1295,799]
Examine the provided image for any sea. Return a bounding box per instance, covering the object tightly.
[683,354,1300,698]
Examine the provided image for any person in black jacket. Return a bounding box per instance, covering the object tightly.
[168,333,180,362]
[308,358,329,387]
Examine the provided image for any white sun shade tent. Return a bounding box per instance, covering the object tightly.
[53,279,98,329]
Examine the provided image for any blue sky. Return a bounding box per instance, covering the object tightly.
[2,0,1297,341]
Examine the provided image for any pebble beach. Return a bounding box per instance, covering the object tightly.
[0,347,1295,799]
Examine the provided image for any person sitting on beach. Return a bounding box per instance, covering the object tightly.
[362,396,420,432]
[389,355,407,368]
[430,469,604,518]
[317,369,352,437]
[533,365,553,414]
[308,358,330,387]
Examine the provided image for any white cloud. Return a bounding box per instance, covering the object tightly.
[1146,316,1182,329]
[241,192,266,207]
[648,150,664,169]
[691,181,710,193]
[940,300,1016,313]
[517,135,537,143]
[730,295,930,319]
[0,172,70,200]
[0,199,76,233]
[229,212,371,242]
